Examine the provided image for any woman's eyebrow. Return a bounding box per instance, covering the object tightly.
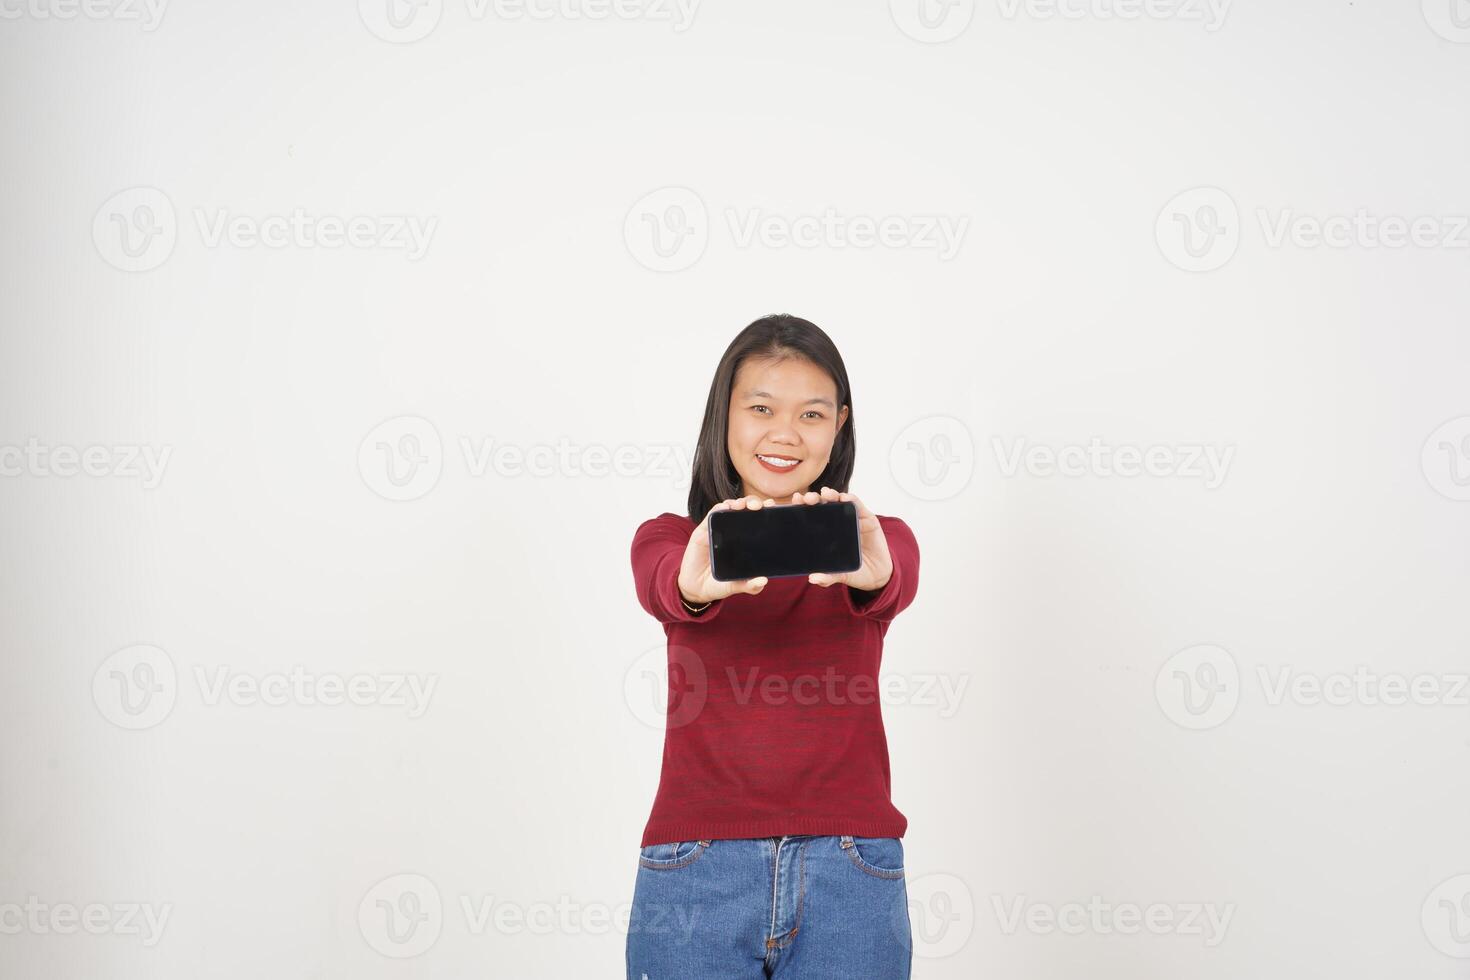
[742,388,835,408]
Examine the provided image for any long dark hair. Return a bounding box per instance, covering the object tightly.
[685,314,855,523]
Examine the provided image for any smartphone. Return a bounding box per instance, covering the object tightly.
[708,500,862,582]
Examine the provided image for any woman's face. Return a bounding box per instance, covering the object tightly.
[726,356,849,501]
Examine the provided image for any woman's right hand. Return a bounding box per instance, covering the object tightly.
[677,496,776,605]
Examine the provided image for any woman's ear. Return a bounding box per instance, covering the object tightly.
[837,405,850,432]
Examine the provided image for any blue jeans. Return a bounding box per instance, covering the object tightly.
[626,834,912,979]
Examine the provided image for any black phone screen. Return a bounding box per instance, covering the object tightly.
[708,501,861,582]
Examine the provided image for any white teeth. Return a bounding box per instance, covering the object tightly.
[758,454,799,468]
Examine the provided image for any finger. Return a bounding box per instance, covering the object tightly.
[749,495,764,510]
[699,500,727,535]
[843,492,875,520]
[802,490,820,504]
[819,486,840,501]
[808,572,845,588]
[742,576,769,593]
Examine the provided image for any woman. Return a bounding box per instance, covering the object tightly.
[626,314,921,979]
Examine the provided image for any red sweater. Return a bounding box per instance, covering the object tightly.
[630,511,920,846]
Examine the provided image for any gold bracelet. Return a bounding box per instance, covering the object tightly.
[680,595,712,613]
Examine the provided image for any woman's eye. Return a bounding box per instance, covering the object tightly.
[750,405,823,419]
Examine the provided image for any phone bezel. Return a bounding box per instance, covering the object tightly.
[707,500,862,582]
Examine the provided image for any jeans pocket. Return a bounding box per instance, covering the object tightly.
[840,835,905,879]
[638,839,712,870]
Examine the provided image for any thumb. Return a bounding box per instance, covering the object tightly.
[808,572,846,588]
[742,576,769,594]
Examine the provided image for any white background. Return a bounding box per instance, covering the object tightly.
[3,1,1470,977]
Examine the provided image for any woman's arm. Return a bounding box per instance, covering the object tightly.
[841,516,920,622]
[630,515,730,625]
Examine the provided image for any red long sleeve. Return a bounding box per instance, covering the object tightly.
[843,516,920,622]
[630,514,729,624]
[628,511,920,846]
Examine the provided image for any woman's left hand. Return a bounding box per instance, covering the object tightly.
[761,486,892,594]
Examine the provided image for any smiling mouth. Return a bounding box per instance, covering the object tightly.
[756,453,801,470]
